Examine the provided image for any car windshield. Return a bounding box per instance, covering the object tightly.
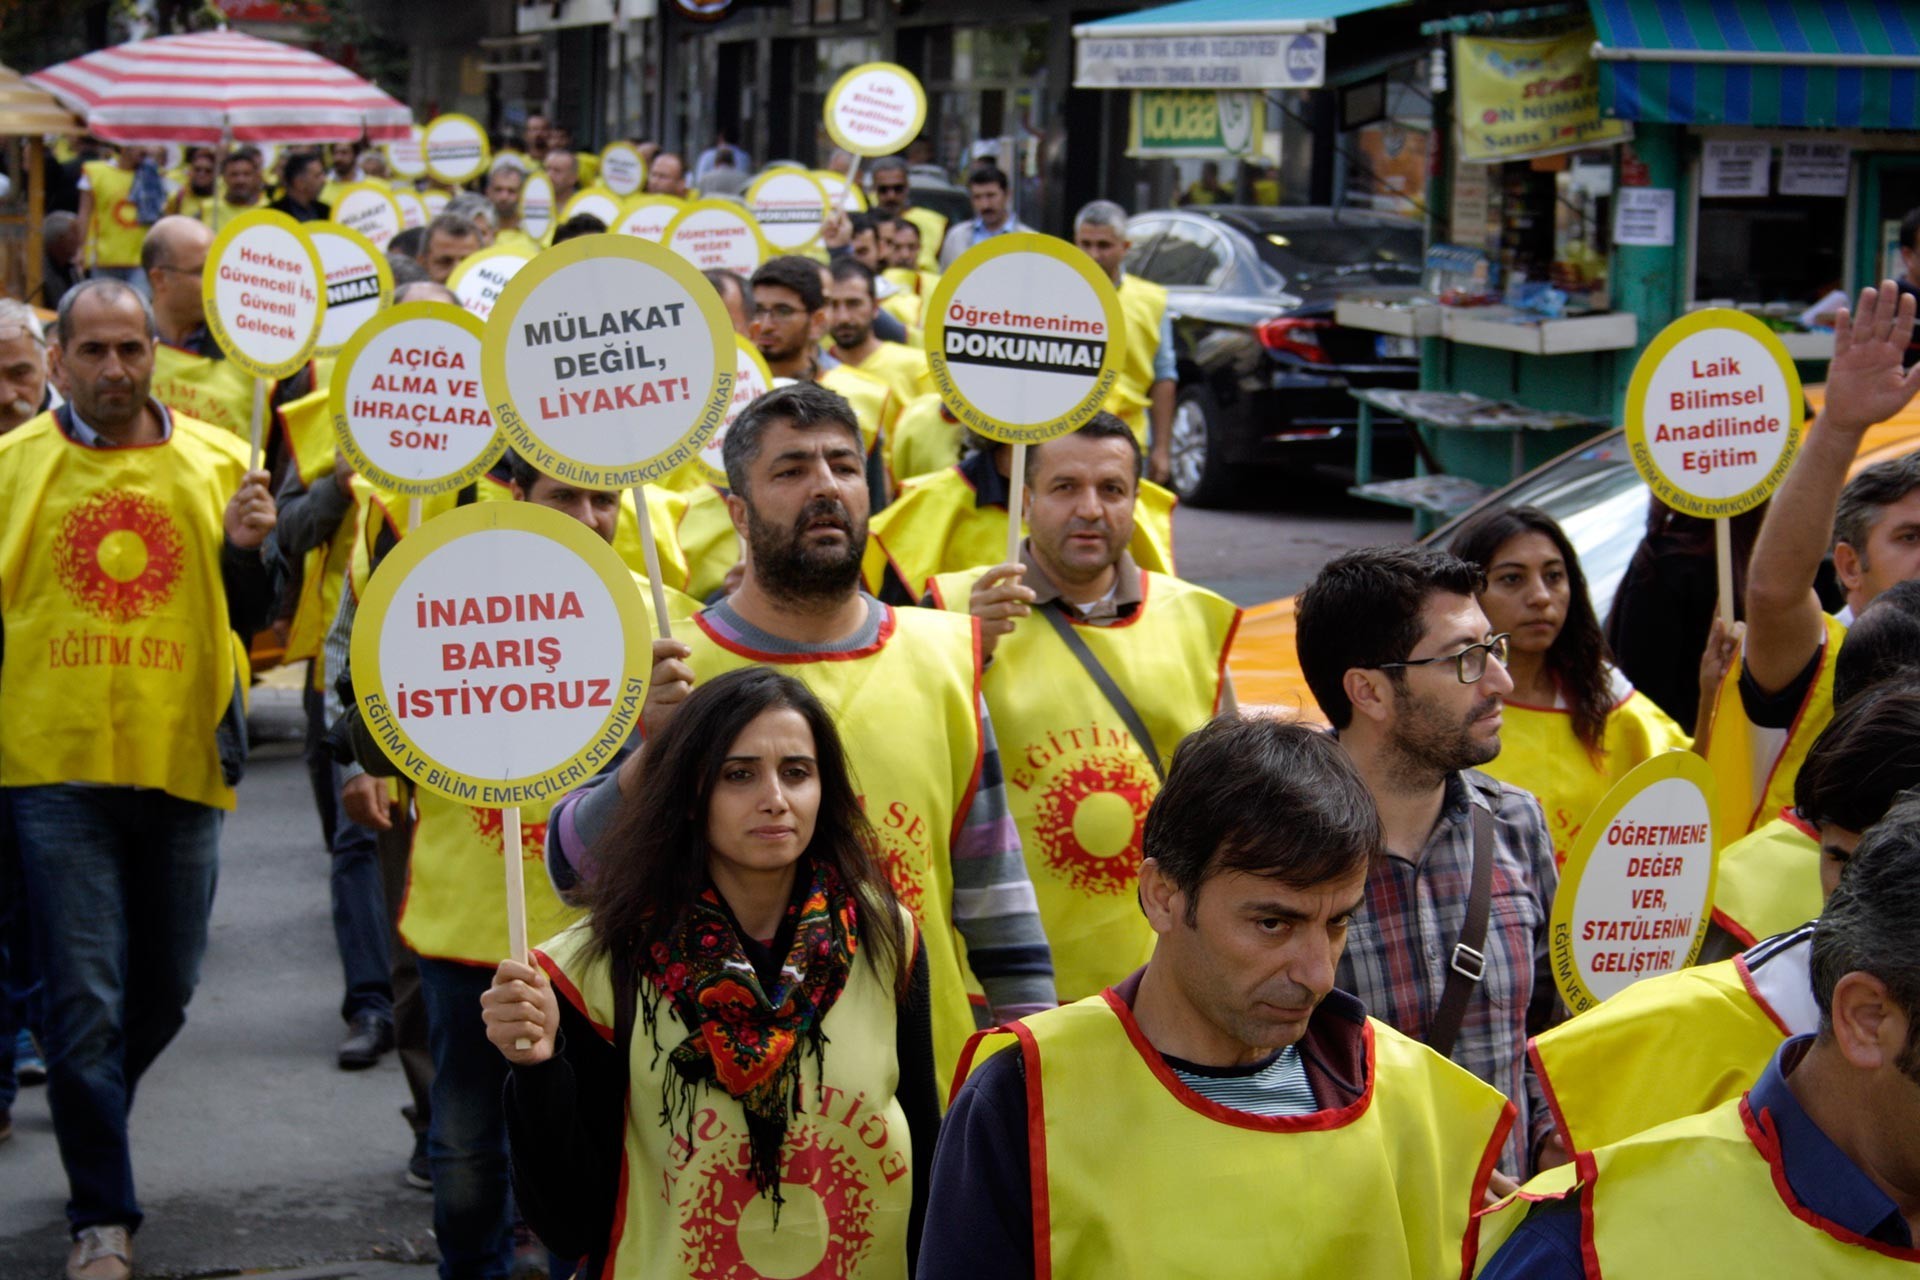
[1252,222,1424,289]
[1431,433,1650,620]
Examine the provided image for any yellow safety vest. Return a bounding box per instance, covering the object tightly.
[277,387,363,687]
[878,288,921,340]
[819,363,894,465]
[1527,926,1809,1154]
[1105,274,1169,447]
[1710,813,1823,950]
[902,207,948,275]
[1565,1095,1915,1275]
[535,908,916,1280]
[0,410,247,809]
[207,197,264,234]
[963,990,1514,1280]
[168,186,223,224]
[82,161,144,268]
[348,483,480,601]
[151,343,261,443]
[685,605,984,1093]
[840,343,930,481]
[889,393,960,484]
[472,480,693,597]
[927,566,1239,1001]
[1477,679,1690,866]
[493,228,541,257]
[863,464,1178,600]
[1707,614,1846,841]
[673,482,740,602]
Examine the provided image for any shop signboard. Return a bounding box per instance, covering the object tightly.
[1126,91,1266,159]
[1453,26,1630,163]
[1075,30,1325,90]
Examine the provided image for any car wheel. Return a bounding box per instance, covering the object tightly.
[1169,385,1240,507]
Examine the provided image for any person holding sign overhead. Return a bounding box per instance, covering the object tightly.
[1449,506,1722,866]
[545,381,1056,1095]
[921,414,1239,1003]
[486,667,936,1279]
[1478,795,1920,1277]
[0,279,279,1280]
[1723,282,1920,837]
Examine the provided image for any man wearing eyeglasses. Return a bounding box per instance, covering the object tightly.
[1295,545,1562,1187]
[868,155,946,275]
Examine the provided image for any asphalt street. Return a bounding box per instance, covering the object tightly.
[0,488,1409,1279]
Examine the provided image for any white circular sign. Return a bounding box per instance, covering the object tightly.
[823,62,928,158]
[449,247,534,322]
[350,501,648,808]
[422,190,450,219]
[662,200,767,276]
[310,223,392,357]
[423,114,491,186]
[694,336,776,485]
[616,196,682,243]
[333,182,403,252]
[1626,309,1805,518]
[600,142,645,197]
[813,169,867,213]
[561,188,625,231]
[331,302,501,495]
[747,169,830,251]
[1550,753,1718,1012]
[202,209,327,380]
[386,126,427,181]
[481,234,738,489]
[520,173,556,244]
[393,189,428,231]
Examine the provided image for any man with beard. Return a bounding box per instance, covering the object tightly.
[825,258,927,480]
[1294,545,1560,1185]
[485,163,537,256]
[543,381,1056,1093]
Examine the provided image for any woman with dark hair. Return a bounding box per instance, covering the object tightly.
[481,666,936,1279]
[1451,506,1723,864]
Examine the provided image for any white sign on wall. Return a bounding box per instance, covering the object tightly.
[1074,31,1326,90]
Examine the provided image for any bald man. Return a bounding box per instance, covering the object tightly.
[647,150,688,198]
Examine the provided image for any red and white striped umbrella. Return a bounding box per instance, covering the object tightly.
[28,30,412,147]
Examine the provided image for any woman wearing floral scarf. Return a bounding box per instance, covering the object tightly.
[483,667,937,1278]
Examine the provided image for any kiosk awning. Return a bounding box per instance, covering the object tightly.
[1588,0,1920,128]
[1072,0,1396,90]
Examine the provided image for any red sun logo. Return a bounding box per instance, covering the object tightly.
[680,1126,876,1280]
[1031,749,1156,897]
[470,808,548,862]
[53,490,186,623]
[869,828,926,919]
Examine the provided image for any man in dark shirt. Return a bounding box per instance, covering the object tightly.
[268,151,330,224]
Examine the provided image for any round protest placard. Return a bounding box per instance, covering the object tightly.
[393,189,428,232]
[1625,309,1805,518]
[423,113,491,186]
[813,169,867,213]
[481,233,737,488]
[386,125,428,181]
[923,234,1125,445]
[823,62,927,158]
[600,142,645,197]
[662,199,768,276]
[310,222,393,357]
[746,169,830,251]
[202,209,327,380]
[493,149,533,175]
[350,500,648,809]
[519,173,556,245]
[330,301,501,495]
[423,190,450,219]
[449,246,535,322]
[333,181,403,252]
[615,195,683,243]
[1550,752,1718,1013]
[561,187,625,231]
[692,336,776,485]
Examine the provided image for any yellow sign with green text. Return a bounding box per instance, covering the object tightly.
[1454,26,1630,164]
[1127,91,1265,159]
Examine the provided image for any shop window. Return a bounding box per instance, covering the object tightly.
[1693,152,1848,309]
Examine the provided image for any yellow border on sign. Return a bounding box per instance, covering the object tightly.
[615,194,686,240]
[599,141,645,196]
[423,113,492,186]
[349,499,649,808]
[1624,308,1805,518]
[746,168,830,251]
[823,61,929,158]
[561,187,627,229]
[492,149,533,174]
[922,233,1127,446]
[661,198,772,272]
[694,335,776,486]
[813,170,868,213]
[308,221,394,358]
[480,233,738,489]
[518,173,557,246]
[447,243,535,304]
[331,181,404,244]
[201,208,328,381]
[330,301,503,497]
[385,124,428,181]
[1548,750,1718,1014]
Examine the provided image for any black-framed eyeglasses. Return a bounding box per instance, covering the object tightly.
[1372,634,1510,685]
[873,181,908,193]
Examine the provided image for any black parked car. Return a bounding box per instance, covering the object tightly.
[1124,206,1424,506]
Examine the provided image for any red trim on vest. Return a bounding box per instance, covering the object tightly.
[1712,906,1760,950]
[954,615,986,848]
[1733,953,1795,1038]
[1780,806,1818,841]
[1576,1147,1604,1278]
[693,602,899,664]
[1742,1096,1920,1261]
[1459,1098,1520,1280]
[597,1120,632,1280]
[1007,1018,1053,1280]
[1527,1036,1580,1156]
[1059,569,1152,631]
[1213,608,1244,715]
[1095,986,1377,1133]
[532,947,614,1043]
[926,575,952,611]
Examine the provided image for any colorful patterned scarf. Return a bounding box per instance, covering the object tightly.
[640,857,859,1206]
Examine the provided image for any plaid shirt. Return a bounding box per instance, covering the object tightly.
[1336,769,1562,1177]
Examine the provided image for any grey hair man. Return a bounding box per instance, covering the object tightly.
[0,298,53,432]
[1072,199,1175,485]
